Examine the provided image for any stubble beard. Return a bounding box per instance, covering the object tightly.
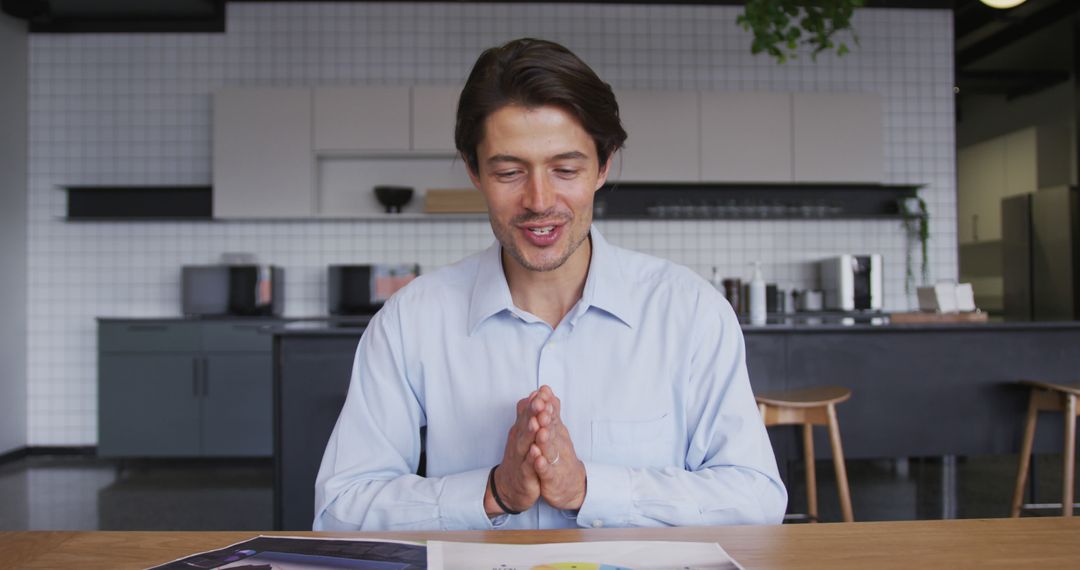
[493,210,590,273]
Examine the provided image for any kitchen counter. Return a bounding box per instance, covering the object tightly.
[743,316,1080,332]
[269,316,1080,530]
[264,314,1080,335]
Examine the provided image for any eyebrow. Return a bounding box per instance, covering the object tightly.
[485,151,590,165]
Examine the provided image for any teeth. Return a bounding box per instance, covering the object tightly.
[529,226,554,235]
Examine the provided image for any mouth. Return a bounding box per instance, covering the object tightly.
[518,221,564,247]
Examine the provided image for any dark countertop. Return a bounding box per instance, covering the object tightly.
[741,319,1080,333]
[261,313,1080,336]
[98,315,371,324]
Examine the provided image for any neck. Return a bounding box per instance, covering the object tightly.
[503,236,592,329]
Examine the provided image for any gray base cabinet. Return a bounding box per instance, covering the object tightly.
[99,353,202,456]
[98,320,279,458]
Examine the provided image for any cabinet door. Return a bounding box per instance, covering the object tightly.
[792,93,883,183]
[412,86,461,152]
[98,354,201,457]
[201,353,272,457]
[214,88,314,218]
[701,92,793,182]
[611,90,700,182]
[314,87,410,152]
[959,138,1007,243]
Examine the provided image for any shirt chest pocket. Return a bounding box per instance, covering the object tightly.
[590,413,679,469]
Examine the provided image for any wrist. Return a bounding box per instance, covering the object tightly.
[488,464,525,516]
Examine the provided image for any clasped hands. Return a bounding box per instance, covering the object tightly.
[485,385,586,516]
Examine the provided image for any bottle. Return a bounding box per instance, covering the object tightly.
[711,267,725,299]
[749,261,766,325]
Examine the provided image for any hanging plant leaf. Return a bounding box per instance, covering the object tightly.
[737,0,863,64]
[899,196,930,294]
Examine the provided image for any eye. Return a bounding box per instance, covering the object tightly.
[554,168,580,178]
[493,170,523,181]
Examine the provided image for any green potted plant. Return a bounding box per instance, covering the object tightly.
[899,196,930,294]
[737,0,863,64]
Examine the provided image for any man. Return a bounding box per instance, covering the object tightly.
[314,38,786,531]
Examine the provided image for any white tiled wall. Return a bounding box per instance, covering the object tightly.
[27,3,956,445]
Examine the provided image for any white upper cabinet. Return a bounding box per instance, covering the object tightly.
[792,93,883,183]
[213,88,313,218]
[612,90,700,182]
[313,87,410,152]
[412,85,462,153]
[701,92,793,182]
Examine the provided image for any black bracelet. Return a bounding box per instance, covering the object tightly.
[488,464,523,515]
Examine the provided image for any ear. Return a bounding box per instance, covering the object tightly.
[594,150,614,192]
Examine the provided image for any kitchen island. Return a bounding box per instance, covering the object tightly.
[272,319,1080,529]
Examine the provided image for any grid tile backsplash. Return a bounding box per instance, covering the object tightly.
[27,3,956,445]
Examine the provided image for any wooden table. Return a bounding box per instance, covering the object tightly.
[3,518,1078,569]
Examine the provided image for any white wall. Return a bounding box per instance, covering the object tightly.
[0,13,28,455]
[26,3,957,445]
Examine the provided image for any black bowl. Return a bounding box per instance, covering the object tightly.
[374,185,414,213]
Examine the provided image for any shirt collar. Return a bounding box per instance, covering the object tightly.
[467,226,638,335]
[576,227,637,329]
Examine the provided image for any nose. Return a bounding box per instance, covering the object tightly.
[521,171,555,213]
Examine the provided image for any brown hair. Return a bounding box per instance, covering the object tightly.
[455,38,627,174]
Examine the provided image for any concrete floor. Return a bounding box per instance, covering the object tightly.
[0,453,1072,530]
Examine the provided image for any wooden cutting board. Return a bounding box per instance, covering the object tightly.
[424,188,487,213]
[889,311,989,324]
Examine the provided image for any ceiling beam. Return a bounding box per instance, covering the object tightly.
[957,69,1069,99]
[958,0,1080,68]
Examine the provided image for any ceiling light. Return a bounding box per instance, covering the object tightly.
[979,0,1026,8]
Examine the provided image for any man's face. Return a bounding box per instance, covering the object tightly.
[468,104,610,274]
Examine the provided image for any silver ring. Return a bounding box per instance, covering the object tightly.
[550,451,561,466]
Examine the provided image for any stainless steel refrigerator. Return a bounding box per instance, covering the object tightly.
[1002,186,1080,320]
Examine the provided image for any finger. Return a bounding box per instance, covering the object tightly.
[536,387,562,424]
[530,392,547,414]
[531,444,551,477]
[535,406,553,428]
[535,426,551,445]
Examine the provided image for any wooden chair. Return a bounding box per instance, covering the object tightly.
[1010,380,1079,518]
[757,386,853,523]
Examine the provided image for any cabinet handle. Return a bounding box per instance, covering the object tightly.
[192,359,199,396]
[202,358,209,396]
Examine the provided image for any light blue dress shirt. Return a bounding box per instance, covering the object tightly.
[314,227,787,531]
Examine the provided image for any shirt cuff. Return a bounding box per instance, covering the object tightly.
[437,467,504,530]
[576,461,632,528]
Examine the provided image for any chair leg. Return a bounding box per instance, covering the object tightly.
[1011,391,1040,517]
[1063,394,1076,518]
[803,423,818,523]
[826,403,853,522]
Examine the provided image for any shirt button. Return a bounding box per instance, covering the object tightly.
[591,519,604,528]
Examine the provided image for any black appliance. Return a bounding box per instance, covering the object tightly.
[328,264,420,315]
[1002,186,1080,320]
[182,265,284,317]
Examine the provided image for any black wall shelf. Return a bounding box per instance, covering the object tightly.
[593,182,921,220]
[63,186,212,220]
